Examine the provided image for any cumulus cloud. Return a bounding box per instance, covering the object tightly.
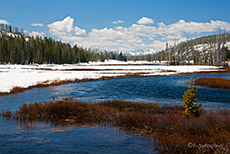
[47,16,230,54]
[137,17,154,25]
[112,20,124,24]
[29,31,45,37]
[31,23,43,27]
[47,16,86,37]
[0,19,9,25]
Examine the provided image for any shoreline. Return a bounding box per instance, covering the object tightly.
[0,67,228,96]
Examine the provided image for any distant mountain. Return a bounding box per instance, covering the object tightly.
[124,49,156,56]
[123,49,145,56]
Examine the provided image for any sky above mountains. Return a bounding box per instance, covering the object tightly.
[1,0,230,54]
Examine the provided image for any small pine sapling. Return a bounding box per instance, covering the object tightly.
[182,76,202,117]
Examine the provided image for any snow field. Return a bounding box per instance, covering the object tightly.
[0,61,221,93]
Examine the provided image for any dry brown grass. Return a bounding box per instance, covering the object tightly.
[11,101,117,125]
[96,100,183,114]
[117,109,230,153]
[2,100,230,153]
[195,77,230,89]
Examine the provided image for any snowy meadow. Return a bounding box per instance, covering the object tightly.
[0,61,222,93]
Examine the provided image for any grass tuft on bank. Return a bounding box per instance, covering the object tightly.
[195,77,230,89]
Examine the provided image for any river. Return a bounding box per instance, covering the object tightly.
[0,73,230,153]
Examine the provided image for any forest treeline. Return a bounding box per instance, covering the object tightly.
[1,24,230,65]
[0,24,127,64]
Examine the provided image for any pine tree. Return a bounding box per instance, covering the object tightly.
[182,76,202,117]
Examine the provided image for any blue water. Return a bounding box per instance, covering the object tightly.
[1,73,230,111]
[0,119,154,154]
[0,73,230,153]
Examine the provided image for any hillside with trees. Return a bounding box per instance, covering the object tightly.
[130,32,230,66]
[0,24,127,64]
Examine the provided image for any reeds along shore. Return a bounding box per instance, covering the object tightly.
[195,77,230,89]
[2,100,230,154]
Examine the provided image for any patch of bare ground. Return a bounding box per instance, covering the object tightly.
[158,70,177,73]
[31,68,152,71]
[2,100,230,153]
[177,67,228,75]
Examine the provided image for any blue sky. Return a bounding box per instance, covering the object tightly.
[1,0,230,54]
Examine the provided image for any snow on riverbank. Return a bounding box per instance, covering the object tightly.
[0,61,222,93]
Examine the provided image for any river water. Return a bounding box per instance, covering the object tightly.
[0,73,230,153]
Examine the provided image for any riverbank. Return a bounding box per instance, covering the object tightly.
[195,77,230,89]
[0,62,225,96]
[2,100,230,154]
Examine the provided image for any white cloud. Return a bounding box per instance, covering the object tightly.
[0,19,9,25]
[47,16,86,37]
[31,23,43,27]
[112,20,124,24]
[29,31,45,37]
[47,16,230,54]
[158,19,230,35]
[137,17,154,25]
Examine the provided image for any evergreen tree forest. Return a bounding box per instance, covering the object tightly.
[0,24,127,64]
[1,23,230,65]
